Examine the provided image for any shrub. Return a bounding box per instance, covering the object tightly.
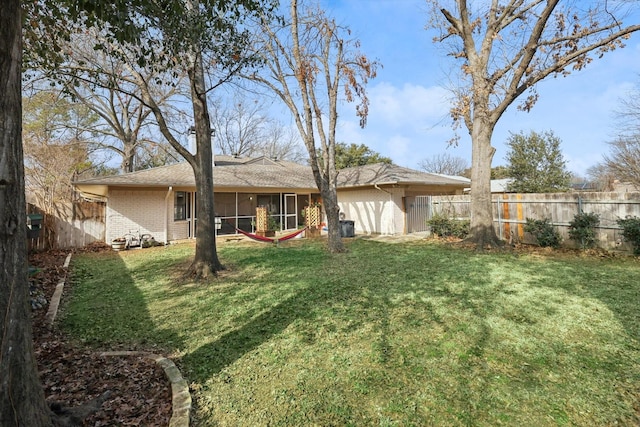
[568,212,600,249]
[617,216,640,255]
[427,213,470,239]
[524,218,561,248]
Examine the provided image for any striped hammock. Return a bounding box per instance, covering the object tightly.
[234,227,307,243]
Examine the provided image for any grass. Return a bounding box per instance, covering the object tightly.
[65,239,640,426]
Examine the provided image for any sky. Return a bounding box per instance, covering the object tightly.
[301,0,640,175]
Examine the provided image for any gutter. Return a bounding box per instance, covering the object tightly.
[164,186,173,244]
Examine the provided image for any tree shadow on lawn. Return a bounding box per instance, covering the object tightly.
[66,250,185,351]
[178,241,500,407]
[178,253,346,383]
[514,255,640,343]
[504,254,640,422]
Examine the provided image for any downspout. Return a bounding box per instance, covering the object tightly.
[374,184,395,235]
[164,186,173,245]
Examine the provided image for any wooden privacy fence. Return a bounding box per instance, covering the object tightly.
[429,192,640,251]
[27,201,105,250]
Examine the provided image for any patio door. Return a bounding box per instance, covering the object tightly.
[284,194,297,230]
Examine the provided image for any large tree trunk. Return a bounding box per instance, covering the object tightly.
[185,52,223,279]
[321,184,345,253]
[466,119,502,249]
[0,1,53,425]
[306,144,345,253]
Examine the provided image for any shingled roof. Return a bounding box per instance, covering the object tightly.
[74,155,317,189]
[337,163,470,187]
[74,155,469,197]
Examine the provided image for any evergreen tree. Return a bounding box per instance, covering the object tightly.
[335,143,392,169]
[505,130,571,193]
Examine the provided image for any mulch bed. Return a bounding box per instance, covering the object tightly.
[30,243,173,426]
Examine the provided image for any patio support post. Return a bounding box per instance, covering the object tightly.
[164,186,173,244]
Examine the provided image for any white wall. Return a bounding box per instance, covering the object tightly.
[107,190,168,242]
[338,188,405,235]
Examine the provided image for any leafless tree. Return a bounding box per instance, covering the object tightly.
[580,164,614,191]
[210,97,268,156]
[597,79,640,189]
[210,97,306,161]
[427,0,640,248]
[22,91,97,246]
[248,0,379,252]
[29,31,183,174]
[27,0,278,278]
[418,152,469,176]
[260,123,307,163]
[601,135,640,189]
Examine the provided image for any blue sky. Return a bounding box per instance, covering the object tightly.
[314,0,640,175]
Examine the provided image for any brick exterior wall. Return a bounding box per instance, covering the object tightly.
[107,189,169,242]
[170,220,190,241]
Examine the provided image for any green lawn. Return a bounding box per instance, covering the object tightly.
[66,239,640,426]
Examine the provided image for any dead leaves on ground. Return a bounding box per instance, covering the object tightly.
[30,249,172,426]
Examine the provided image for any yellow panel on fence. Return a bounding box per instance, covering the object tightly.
[516,194,524,241]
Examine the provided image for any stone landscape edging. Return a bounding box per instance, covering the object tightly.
[99,351,192,427]
[45,251,191,426]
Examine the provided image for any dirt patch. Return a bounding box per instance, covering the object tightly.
[30,244,172,426]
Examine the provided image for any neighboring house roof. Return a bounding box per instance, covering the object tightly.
[74,156,469,199]
[337,163,471,187]
[570,181,600,192]
[491,178,514,193]
[463,178,514,193]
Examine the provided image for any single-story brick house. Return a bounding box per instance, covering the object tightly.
[73,155,469,243]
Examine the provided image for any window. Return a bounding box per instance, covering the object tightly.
[174,191,187,221]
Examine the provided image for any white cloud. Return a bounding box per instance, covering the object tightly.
[367,82,450,131]
[385,135,412,165]
[335,81,459,168]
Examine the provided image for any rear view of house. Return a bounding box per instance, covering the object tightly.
[73,155,468,244]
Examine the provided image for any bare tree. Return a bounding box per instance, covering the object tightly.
[586,163,616,191]
[210,96,307,161]
[22,91,96,246]
[28,31,183,173]
[248,0,379,252]
[614,77,640,136]
[427,0,640,248]
[598,79,640,189]
[260,123,307,163]
[602,135,640,189]
[418,152,469,176]
[210,98,268,156]
[27,0,278,278]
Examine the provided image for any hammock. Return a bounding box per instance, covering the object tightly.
[235,227,307,243]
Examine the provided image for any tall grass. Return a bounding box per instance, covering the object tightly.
[66,240,640,426]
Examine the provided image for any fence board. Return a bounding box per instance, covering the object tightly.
[428,192,640,251]
[28,201,105,250]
